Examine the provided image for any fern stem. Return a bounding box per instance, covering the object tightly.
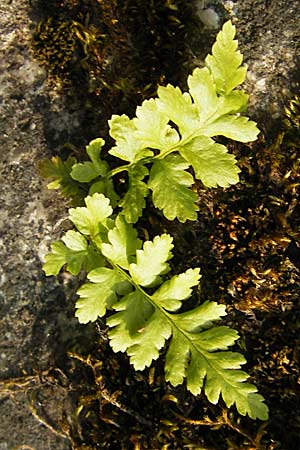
[106,164,130,179]
[154,129,202,160]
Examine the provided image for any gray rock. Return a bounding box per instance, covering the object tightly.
[0,1,79,448]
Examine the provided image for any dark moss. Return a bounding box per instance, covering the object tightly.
[31,0,200,114]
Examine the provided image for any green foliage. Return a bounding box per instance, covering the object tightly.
[41,20,259,223]
[38,156,85,201]
[69,192,113,239]
[119,165,149,223]
[205,20,247,95]
[71,139,120,207]
[42,21,268,421]
[71,139,108,182]
[44,192,268,420]
[43,230,104,276]
[148,155,198,221]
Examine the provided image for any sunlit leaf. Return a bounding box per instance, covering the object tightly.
[148,155,198,222]
[205,20,247,94]
[69,193,113,238]
[43,230,104,276]
[101,215,142,269]
[109,115,153,163]
[179,135,240,187]
[129,234,173,286]
[75,267,127,323]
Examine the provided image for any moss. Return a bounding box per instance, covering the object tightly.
[31,13,107,88]
[31,0,199,102]
[283,95,300,149]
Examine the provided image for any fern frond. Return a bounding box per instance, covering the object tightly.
[42,17,268,421]
[148,155,199,222]
[42,21,259,223]
[76,267,131,323]
[43,192,269,420]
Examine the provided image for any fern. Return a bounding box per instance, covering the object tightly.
[42,21,269,420]
[44,193,268,420]
[41,21,259,223]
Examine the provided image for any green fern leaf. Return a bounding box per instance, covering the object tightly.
[205,20,247,94]
[187,67,219,125]
[134,98,179,150]
[170,300,227,331]
[43,230,103,276]
[109,115,154,163]
[179,135,240,188]
[71,138,109,182]
[71,162,100,183]
[164,308,269,420]
[187,68,251,125]
[156,85,199,138]
[108,247,199,370]
[152,268,201,311]
[129,234,173,287]
[69,193,113,239]
[107,291,154,352]
[127,309,172,370]
[119,165,149,223]
[76,267,130,323]
[101,215,142,269]
[148,155,198,222]
[217,90,249,115]
[109,115,139,162]
[204,114,259,142]
[108,294,171,369]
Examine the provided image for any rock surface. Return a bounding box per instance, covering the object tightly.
[1,0,300,447]
[0,1,86,448]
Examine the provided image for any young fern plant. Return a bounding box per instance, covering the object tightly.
[41,20,259,223]
[42,21,269,420]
